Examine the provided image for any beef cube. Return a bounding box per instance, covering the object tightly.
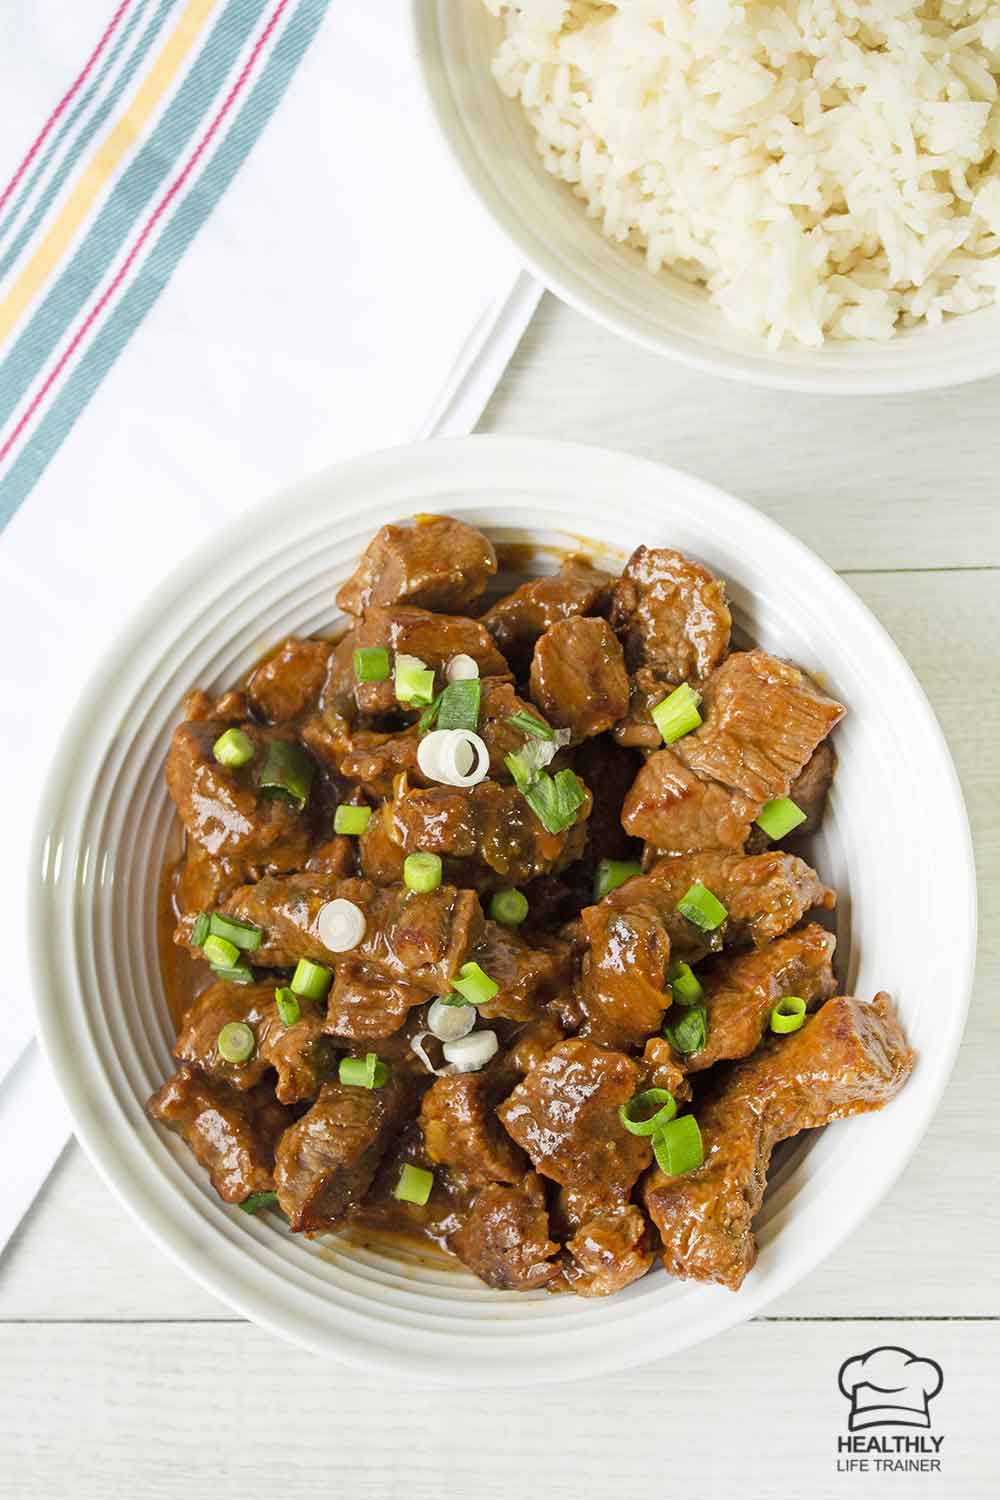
[448,1174,561,1291]
[677,650,844,804]
[578,899,672,1050]
[336,516,497,617]
[610,546,731,680]
[361,1125,475,1246]
[613,667,679,750]
[749,741,836,852]
[643,992,914,1290]
[498,1039,651,1196]
[173,980,281,1091]
[274,1075,414,1232]
[529,617,629,742]
[358,812,407,886]
[560,1202,654,1298]
[469,921,574,1023]
[639,1036,693,1103]
[389,779,591,889]
[304,835,357,878]
[420,1068,527,1186]
[483,557,613,676]
[246,637,334,724]
[338,726,423,797]
[340,606,509,717]
[507,1017,566,1076]
[621,747,757,854]
[147,1067,292,1203]
[681,923,837,1073]
[166,719,312,868]
[325,961,429,1039]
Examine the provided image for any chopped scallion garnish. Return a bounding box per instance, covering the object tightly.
[437,678,481,733]
[274,987,301,1027]
[393,1163,434,1206]
[217,1020,255,1064]
[290,957,332,1001]
[506,710,555,741]
[403,852,443,894]
[258,739,314,810]
[452,961,499,1007]
[240,1190,278,1214]
[619,1088,678,1137]
[664,1004,708,1056]
[593,858,641,903]
[334,803,372,836]
[339,1052,390,1089]
[668,960,703,1006]
[203,934,240,970]
[652,1114,704,1175]
[488,888,529,927]
[418,689,445,733]
[522,767,587,835]
[676,881,727,932]
[212,727,254,768]
[651,683,703,745]
[755,796,807,841]
[209,961,255,986]
[353,645,390,683]
[208,912,262,951]
[770,995,807,1034]
[395,653,436,707]
[191,911,210,948]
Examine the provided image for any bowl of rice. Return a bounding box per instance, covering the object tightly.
[413,0,1000,391]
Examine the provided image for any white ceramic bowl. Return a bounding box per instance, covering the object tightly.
[30,436,975,1383]
[412,3,1000,394]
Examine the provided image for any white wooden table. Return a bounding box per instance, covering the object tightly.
[2,295,997,1498]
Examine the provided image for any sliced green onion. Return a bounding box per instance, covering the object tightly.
[275,987,301,1027]
[240,1190,278,1214]
[452,961,499,1007]
[770,995,807,1034]
[395,653,436,707]
[339,1052,390,1089]
[676,881,728,932]
[652,1114,704,1176]
[208,912,262,952]
[755,796,807,841]
[258,739,314,810]
[403,852,443,894]
[651,683,702,746]
[212,727,254,768]
[203,933,240,969]
[437,678,481,733]
[334,803,372,836]
[504,748,533,791]
[488,888,529,926]
[353,645,390,683]
[524,768,588,835]
[619,1088,678,1137]
[664,1004,708,1056]
[191,911,210,948]
[217,1020,255,1064]
[418,689,445,733]
[593,858,642,902]
[290,957,332,1001]
[506,710,554,741]
[210,961,255,986]
[394,1163,434,1206]
[668,960,703,1006]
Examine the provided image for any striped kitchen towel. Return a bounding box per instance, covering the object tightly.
[0,0,539,1252]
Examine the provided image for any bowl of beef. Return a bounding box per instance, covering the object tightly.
[29,436,975,1382]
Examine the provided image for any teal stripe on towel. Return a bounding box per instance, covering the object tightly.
[0,0,331,525]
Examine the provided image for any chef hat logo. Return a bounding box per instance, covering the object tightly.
[838,1346,944,1430]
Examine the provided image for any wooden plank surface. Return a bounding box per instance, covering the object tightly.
[2,292,998,1494]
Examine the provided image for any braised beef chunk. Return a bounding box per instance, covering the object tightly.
[643,992,914,1290]
[147,1067,292,1203]
[682,923,837,1073]
[448,1174,561,1290]
[499,1040,651,1196]
[469,921,574,1023]
[152,516,905,1301]
[578,899,671,1050]
[246,637,334,724]
[274,1075,414,1232]
[622,851,835,960]
[335,516,497,617]
[166,720,312,867]
[560,1202,654,1297]
[530,616,630,742]
[219,874,482,985]
[420,1068,527,1185]
[621,747,757,854]
[610,546,731,680]
[677,650,845,804]
[389,779,591,888]
[483,557,614,675]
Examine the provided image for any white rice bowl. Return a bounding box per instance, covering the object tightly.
[484,0,1000,348]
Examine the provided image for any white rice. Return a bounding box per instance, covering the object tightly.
[483,0,1000,346]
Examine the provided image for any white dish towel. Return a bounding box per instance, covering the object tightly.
[0,0,539,1255]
